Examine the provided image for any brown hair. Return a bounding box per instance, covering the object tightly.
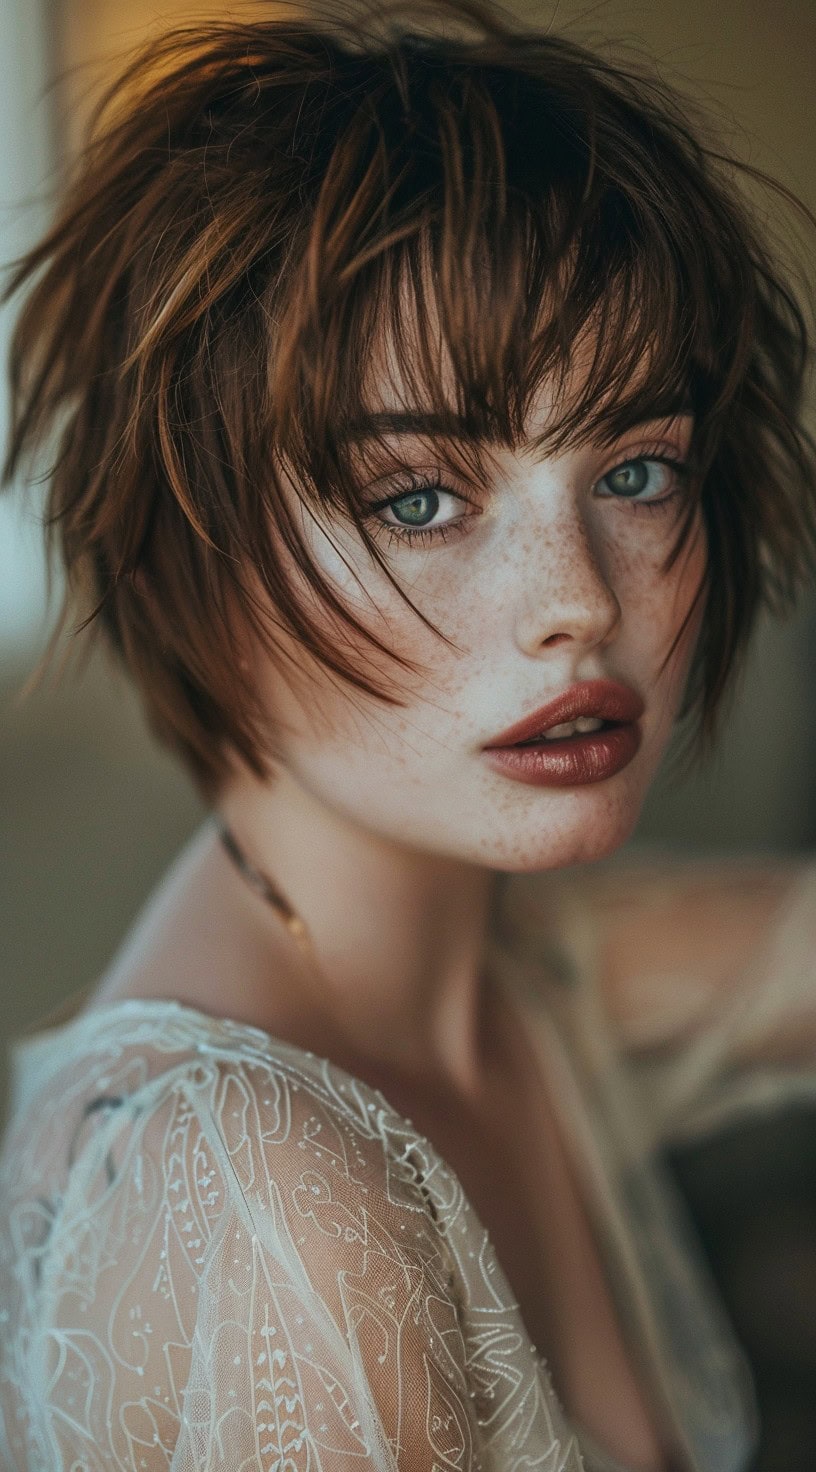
[4,0,816,802]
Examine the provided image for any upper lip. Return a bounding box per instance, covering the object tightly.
[484,679,645,747]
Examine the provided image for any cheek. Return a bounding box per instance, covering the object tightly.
[662,512,708,662]
[243,515,462,759]
[618,506,707,648]
[623,516,708,762]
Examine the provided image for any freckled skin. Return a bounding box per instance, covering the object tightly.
[236,408,706,877]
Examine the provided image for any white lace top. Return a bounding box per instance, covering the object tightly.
[1,850,814,1472]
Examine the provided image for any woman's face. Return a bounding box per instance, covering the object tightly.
[239,348,707,873]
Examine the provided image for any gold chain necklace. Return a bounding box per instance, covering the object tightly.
[215,817,325,977]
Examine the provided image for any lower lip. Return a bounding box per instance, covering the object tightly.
[482,723,641,787]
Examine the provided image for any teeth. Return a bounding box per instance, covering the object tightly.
[539,716,605,741]
[543,721,577,740]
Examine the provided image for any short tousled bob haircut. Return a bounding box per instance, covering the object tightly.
[4,0,816,803]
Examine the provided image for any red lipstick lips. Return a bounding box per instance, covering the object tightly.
[483,679,644,788]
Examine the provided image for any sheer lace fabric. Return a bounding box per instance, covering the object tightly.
[0,1007,580,1471]
[0,850,814,1472]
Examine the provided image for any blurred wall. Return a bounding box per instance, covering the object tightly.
[0,0,55,662]
[2,0,815,1108]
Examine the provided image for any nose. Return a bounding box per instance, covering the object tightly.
[512,496,622,656]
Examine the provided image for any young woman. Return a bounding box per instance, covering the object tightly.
[0,2,814,1468]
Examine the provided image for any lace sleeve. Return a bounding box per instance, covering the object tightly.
[175,1054,487,1471]
[0,1019,582,1471]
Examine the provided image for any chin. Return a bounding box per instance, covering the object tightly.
[487,782,646,875]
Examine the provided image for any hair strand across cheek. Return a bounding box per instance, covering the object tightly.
[1,0,814,801]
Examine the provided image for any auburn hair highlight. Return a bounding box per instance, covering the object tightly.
[4,0,816,801]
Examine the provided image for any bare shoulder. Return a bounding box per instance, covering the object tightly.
[583,848,812,1048]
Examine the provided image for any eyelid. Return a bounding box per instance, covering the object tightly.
[362,471,475,515]
[599,437,687,469]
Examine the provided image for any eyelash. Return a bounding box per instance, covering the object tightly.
[362,453,691,549]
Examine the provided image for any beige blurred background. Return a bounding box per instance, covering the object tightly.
[2,0,815,1101]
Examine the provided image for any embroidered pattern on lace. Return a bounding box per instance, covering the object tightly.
[0,1003,583,1471]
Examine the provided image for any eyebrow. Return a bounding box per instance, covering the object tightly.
[337,399,694,445]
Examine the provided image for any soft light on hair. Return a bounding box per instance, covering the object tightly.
[4,0,816,801]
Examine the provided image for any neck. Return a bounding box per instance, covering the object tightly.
[214,764,502,1100]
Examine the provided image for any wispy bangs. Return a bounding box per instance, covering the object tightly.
[274,43,745,470]
[4,1,815,798]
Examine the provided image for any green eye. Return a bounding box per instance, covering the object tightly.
[363,477,474,549]
[600,457,685,503]
[605,461,651,497]
[391,489,440,525]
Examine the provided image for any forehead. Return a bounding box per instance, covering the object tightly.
[349,268,692,457]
